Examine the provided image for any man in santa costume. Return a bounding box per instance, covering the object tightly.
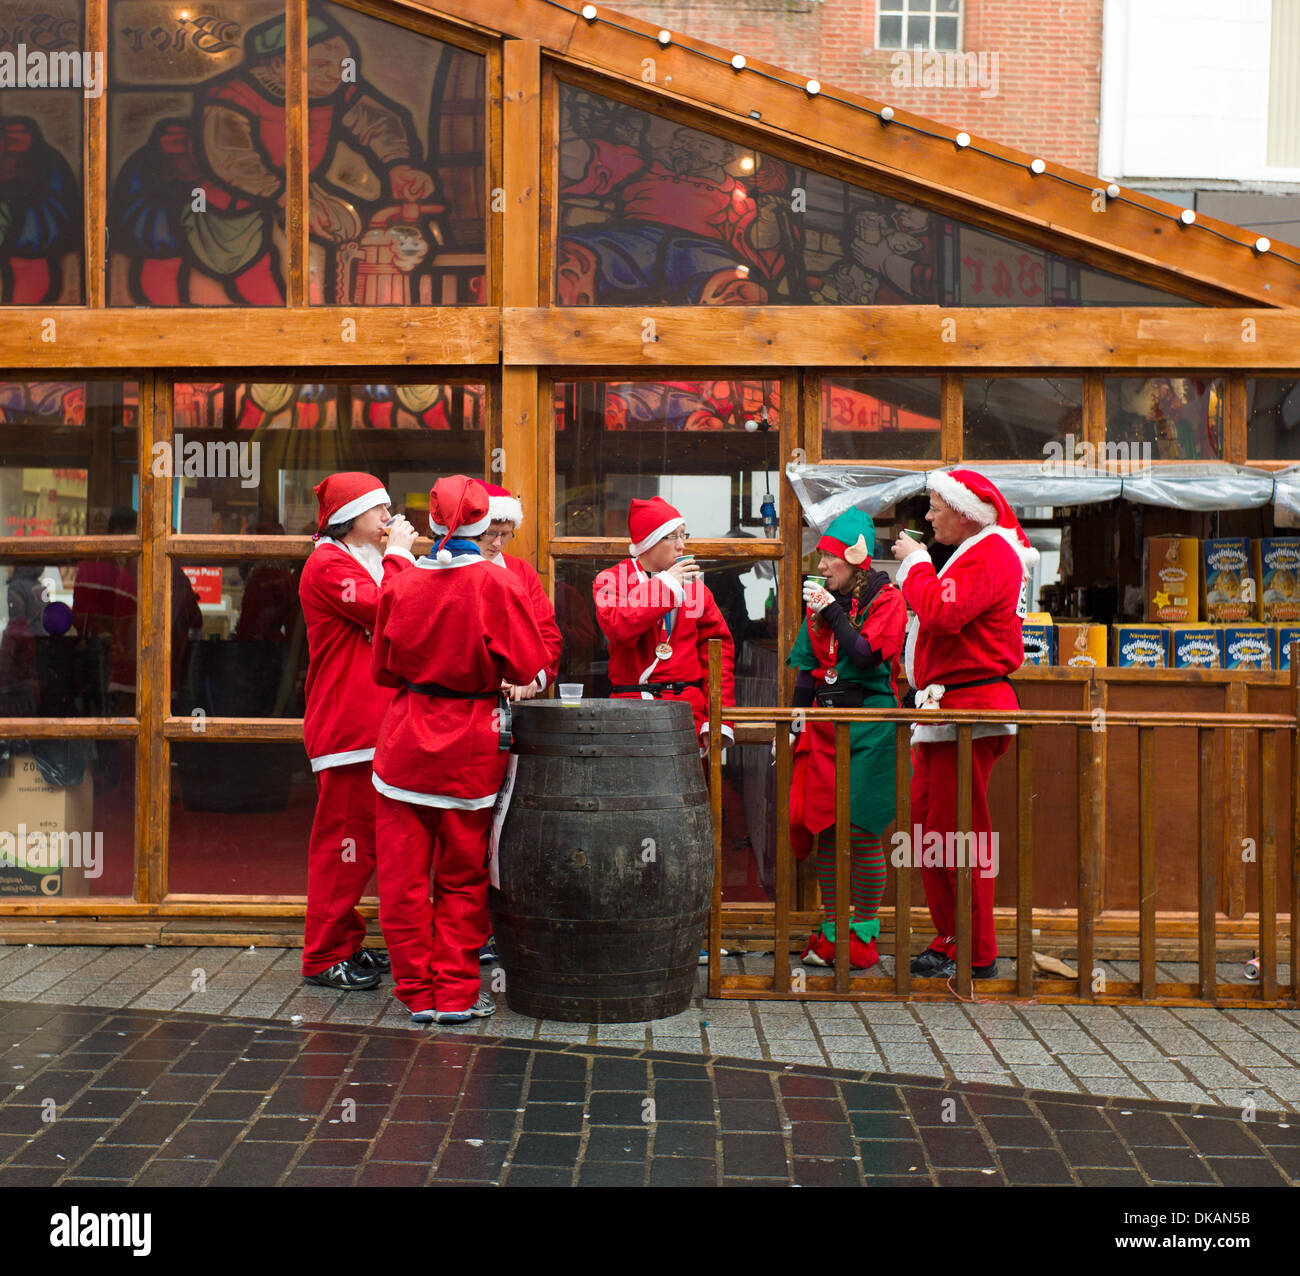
[371,476,551,1024]
[593,496,736,754]
[299,472,418,989]
[891,469,1035,980]
[475,483,562,699]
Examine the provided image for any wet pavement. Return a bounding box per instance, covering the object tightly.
[0,999,1296,1188]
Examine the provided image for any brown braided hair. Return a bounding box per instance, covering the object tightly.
[810,566,875,634]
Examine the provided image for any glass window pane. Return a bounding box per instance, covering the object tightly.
[553,556,777,904]
[907,15,931,46]
[878,14,903,46]
[963,376,1084,462]
[556,84,1191,308]
[1246,377,1300,460]
[2,556,136,715]
[169,741,315,893]
[170,380,484,534]
[908,0,931,12]
[173,560,305,718]
[938,0,961,12]
[0,380,139,537]
[934,15,960,49]
[1106,377,1225,462]
[821,376,942,461]
[554,379,784,539]
[108,0,286,305]
[305,1,486,305]
[879,0,905,11]
[0,0,85,304]
[0,742,134,898]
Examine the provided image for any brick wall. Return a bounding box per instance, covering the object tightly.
[605,0,1103,173]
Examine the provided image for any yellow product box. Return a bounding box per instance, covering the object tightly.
[1254,538,1300,623]
[1144,536,1199,622]
[1056,624,1107,668]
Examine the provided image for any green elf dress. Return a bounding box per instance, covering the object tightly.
[786,508,908,954]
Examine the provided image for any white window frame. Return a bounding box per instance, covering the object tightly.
[875,0,965,53]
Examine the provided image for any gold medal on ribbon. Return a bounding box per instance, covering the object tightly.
[824,668,838,685]
[656,642,673,660]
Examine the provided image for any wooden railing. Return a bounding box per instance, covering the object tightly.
[703,640,1300,1006]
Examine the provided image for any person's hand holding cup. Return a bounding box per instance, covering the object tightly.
[667,554,702,586]
[383,513,418,554]
[891,527,925,563]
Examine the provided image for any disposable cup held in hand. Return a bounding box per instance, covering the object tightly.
[806,574,826,589]
[559,683,583,706]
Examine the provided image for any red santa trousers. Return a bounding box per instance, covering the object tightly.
[302,762,379,977]
[911,734,1010,967]
[374,794,492,1013]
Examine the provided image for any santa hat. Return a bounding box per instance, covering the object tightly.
[927,469,1039,568]
[481,483,523,529]
[314,471,390,535]
[429,475,491,563]
[628,496,685,557]
[818,508,875,567]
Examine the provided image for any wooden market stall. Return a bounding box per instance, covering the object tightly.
[1,0,1299,1000]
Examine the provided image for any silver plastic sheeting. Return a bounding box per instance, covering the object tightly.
[787,461,1300,531]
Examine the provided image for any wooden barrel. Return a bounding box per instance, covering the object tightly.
[489,699,714,1022]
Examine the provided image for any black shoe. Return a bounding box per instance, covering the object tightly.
[352,947,391,974]
[304,959,381,991]
[926,958,1000,981]
[909,949,952,977]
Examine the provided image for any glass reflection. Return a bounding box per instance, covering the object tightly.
[1246,378,1300,461]
[821,376,942,461]
[1106,377,1224,462]
[963,376,1084,461]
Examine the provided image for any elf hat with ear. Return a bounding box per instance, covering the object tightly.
[818,507,875,567]
[927,468,1040,568]
[428,475,491,563]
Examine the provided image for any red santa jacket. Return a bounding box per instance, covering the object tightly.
[370,550,551,808]
[895,526,1026,740]
[497,552,562,686]
[299,540,414,770]
[593,557,736,744]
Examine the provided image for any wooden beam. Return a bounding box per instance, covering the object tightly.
[499,39,543,566]
[503,306,1300,369]
[285,0,309,306]
[84,0,106,307]
[0,309,500,368]
[395,1,1300,308]
[138,373,164,904]
[549,536,781,560]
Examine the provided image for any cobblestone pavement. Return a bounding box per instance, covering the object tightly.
[0,999,1296,1187]
[2,945,1299,1115]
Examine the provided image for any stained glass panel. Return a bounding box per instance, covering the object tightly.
[0,0,86,303]
[556,84,1192,309]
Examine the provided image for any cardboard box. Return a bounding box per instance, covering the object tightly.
[1275,626,1300,670]
[0,754,95,898]
[1113,625,1169,668]
[1170,626,1222,669]
[1021,623,1055,666]
[1254,538,1300,622]
[1202,538,1255,623]
[1220,626,1272,670]
[1057,624,1107,668]
[1144,536,1199,622]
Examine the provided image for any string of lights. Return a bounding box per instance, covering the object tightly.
[537,0,1296,275]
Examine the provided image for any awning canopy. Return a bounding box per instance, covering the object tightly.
[787,462,1300,531]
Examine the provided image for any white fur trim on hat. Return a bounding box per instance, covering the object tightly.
[630,516,686,558]
[487,495,523,528]
[926,472,996,526]
[330,487,391,527]
[429,511,493,539]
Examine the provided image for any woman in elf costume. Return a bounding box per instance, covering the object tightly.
[787,508,907,969]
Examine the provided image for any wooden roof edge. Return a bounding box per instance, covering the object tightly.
[395,0,1300,309]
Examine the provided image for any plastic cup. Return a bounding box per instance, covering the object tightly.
[559,683,583,706]
[806,574,826,589]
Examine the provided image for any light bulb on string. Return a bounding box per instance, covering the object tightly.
[1255,236,1271,254]
[581,4,597,20]
[657,29,671,46]
[880,106,894,123]
[1179,209,1196,226]
[1029,158,1046,175]
[955,132,971,148]
[731,53,747,70]
[805,79,821,95]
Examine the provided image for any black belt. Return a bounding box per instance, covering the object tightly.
[609,680,703,696]
[945,675,1019,704]
[403,681,512,750]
